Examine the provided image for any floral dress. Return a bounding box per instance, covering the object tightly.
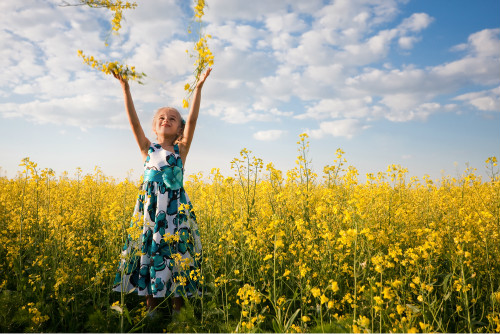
[113,143,202,298]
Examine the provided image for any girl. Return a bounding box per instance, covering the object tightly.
[112,68,211,315]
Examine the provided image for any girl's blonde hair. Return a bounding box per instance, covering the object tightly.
[152,107,186,144]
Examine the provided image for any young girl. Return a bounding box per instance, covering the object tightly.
[112,68,211,315]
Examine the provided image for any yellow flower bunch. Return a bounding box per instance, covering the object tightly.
[126,223,142,241]
[79,0,137,33]
[194,0,205,19]
[172,253,192,271]
[237,284,262,306]
[77,50,146,83]
[194,35,214,68]
[21,302,50,331]
[163,232,180,243]
[183,0,214,108]
[236,284,265,332]
[310,287,321,298]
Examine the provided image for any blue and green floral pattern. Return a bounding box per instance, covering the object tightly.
[113,143,203,298]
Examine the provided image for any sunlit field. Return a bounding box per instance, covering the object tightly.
[1,134,499,333]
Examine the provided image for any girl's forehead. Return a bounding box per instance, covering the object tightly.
[157,109,180,118]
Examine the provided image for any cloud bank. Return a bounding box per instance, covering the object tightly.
[1,0,499,140]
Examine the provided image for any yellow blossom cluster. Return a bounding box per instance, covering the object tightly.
[21,302,50,331]
[79,0,137,33]
[183,0,214,108]
[194,0,206,19]
[236,284,265,332]
[77,51,145,84]
[193,35,214,74]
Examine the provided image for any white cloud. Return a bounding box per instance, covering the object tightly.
[332,12,433,66]
[454,86,500,112]
[398,13,433,32]
[296,97,372,120]
[207,22,264,50]
[253,129,286,141]
[205,106,275,124]
[256,66,300,107]
[286,30,333,67]
[467,28,500,57]
[120,0,183,46]
[316,0,400,33]
[398,36,419,49]
[265,12,307,34]
[307,119,370,139]
[301,63,345,88]
[379,101,441,122]
[432,29,500,86]
[204,0,323,24]
[0,94,125,130]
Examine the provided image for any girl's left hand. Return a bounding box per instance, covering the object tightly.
[196,68,212,88]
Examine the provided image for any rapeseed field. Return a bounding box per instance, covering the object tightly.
[1,134,499,333]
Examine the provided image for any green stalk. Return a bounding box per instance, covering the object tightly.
[460,259,472,333]
[353,218,358,324]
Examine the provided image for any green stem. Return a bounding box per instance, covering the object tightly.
[353,218,358,324]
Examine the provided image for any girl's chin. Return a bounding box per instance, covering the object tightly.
[155,132,177,139]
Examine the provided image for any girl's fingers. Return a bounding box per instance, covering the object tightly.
[199,68,212,84]
[204,68,212,79]
[113,72,128,85]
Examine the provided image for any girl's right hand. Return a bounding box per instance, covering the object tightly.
[113,72,129,90]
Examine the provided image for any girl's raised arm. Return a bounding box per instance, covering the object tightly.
[114,73,151,162]
[179,68,211,164]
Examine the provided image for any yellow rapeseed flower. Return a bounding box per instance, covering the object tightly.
[310,287,321,298]
[320,294,329,304]
[359,316,370,327]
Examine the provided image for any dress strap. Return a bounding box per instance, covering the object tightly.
[174,143,180,155]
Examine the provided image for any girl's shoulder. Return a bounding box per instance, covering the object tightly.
[176,142,188,167]
[140,139,153,164]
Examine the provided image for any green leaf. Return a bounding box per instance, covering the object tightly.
[406,304,421,314]
[272,319,282,333]
[443,290,452,301]
[442,272,453,293]
[285,308,301,330]
[123,306,133,325]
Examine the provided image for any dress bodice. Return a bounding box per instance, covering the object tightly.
[143,143,184,190]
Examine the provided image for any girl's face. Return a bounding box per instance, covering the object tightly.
[153,108,182,140]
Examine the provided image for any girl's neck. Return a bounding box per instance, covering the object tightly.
[156,136,176,148]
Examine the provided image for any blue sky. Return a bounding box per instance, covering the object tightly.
[1,0,499,182]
